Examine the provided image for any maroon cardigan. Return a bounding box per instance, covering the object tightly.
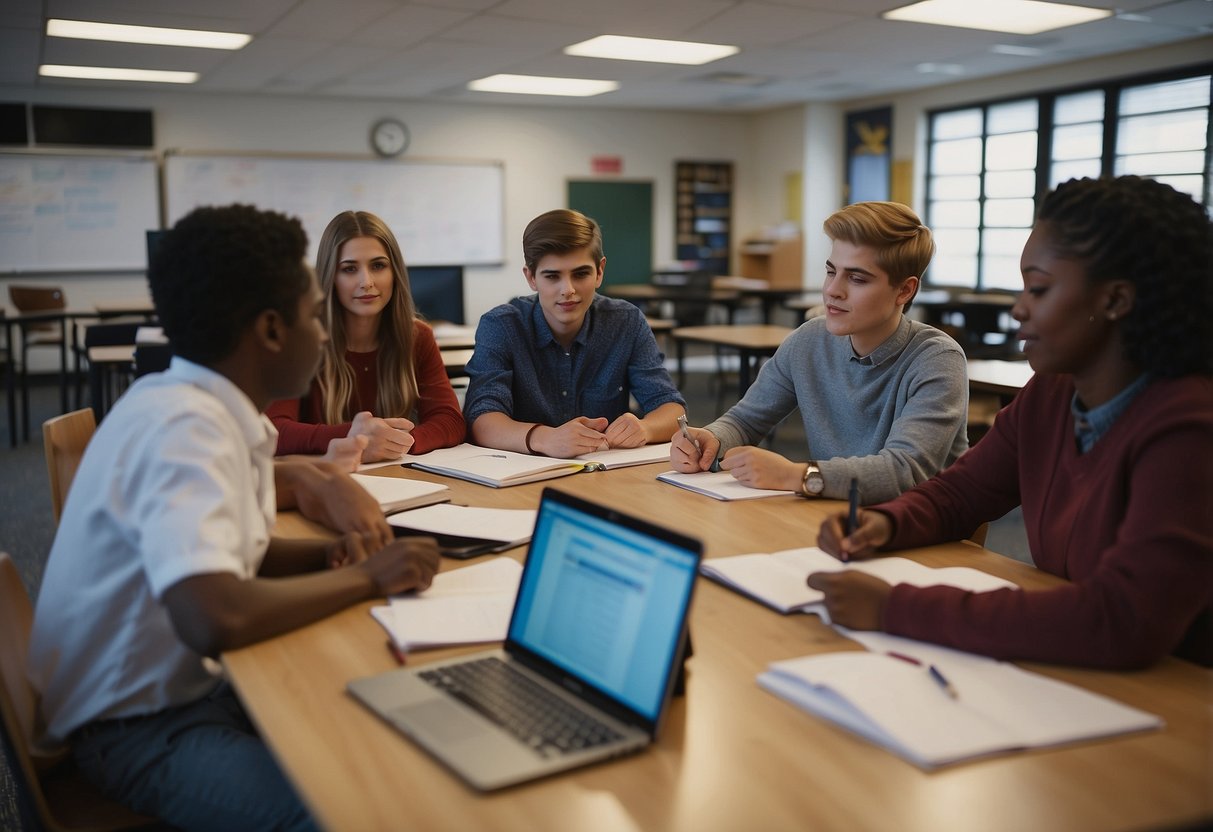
[872,373,1213,669]
[267,321,465,456]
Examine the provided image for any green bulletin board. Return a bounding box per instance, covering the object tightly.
[567,180,653,285]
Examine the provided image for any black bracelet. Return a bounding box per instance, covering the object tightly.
[524,423,541,454]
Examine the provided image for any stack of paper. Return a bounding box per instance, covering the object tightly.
[371,558,523,651]
[388,504,538,558]
[349,473,450,514]
[758,631,1163,769]
[656,470,795,501]
[700,547,1017,620]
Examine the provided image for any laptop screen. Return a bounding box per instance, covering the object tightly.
[507,489,700,722]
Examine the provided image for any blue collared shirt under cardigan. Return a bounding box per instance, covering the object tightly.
[464,294,686,430]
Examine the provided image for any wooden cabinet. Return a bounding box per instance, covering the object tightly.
[675,161,731,275]
[738,234,803,288]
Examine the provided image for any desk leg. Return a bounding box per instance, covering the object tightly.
[676,339,687,390]
[4,321,15,448]
[738,350,753,399]
[58,317,68,415]
[18,332,29,442]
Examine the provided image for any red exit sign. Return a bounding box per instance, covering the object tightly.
[591,155,622,174]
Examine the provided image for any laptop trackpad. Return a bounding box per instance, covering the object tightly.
[392,699,485,744]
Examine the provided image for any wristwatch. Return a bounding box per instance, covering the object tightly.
[800,462,824,497]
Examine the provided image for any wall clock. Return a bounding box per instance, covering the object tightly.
[370,118,410,158]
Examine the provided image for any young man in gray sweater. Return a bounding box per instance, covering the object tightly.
[670,201,968,503]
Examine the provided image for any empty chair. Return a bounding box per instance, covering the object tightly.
[42,408,96,524]
[8,285,69,441]
[0,552,156,831]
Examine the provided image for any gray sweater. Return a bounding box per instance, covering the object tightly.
[704,316,968,503]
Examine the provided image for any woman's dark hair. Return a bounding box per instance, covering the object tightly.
[1037,176,1213,377]
[148,205,310,364]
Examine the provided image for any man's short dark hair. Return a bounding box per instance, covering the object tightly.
[149,205,310,365]
[522,209,604,273]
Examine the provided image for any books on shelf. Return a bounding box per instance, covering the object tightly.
[388,504,538,559]
[758,631,1163,770]
[656,470,795,501]
[405,443,672,488]
[349,473,451,515]
[699,547,1017,619]
[370,558,523,651]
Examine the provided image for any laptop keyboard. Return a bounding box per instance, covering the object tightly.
[419,657,624,756]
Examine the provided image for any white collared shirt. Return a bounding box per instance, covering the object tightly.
[28,357,278,741]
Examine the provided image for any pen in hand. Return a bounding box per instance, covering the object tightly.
[847,477,859,536]
[676,413,701,454]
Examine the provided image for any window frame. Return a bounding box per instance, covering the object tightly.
[924,61,1213,291]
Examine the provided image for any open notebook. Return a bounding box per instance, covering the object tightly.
[406,443,672,488]
[700,547,1017,621]
[348,488,702,791]
[759,631,1163,769]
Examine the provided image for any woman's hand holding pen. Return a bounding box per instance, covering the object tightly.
[805,571,891,630]
[670,424,719,473]
[349,411,415,461]
[818,508,892,562]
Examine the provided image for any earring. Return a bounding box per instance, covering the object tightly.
[1108,313,1117,321]
[1089,315,1095,323]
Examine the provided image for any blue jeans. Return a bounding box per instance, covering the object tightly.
[72,683,318,832]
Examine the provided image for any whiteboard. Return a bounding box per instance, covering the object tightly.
[164,153,504,266]
[0,153,159,273]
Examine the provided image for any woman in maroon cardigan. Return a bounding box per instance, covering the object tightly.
[811,175,1213,669]
[267,211,465,462]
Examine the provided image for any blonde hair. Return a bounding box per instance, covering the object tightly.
[823,202,935,310]
[314,211,419,424]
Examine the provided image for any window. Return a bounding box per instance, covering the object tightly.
[926,65,1212,291]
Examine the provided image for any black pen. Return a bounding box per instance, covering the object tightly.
[847,477,859,536]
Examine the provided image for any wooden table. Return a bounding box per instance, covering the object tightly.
[968,358,1034,402]
[441,347,474,378]
[224,463,1213,832]
[670,324,793,397]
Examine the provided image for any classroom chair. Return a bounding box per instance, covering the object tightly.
[42,408,95,524]
[8,285,69,441]
[0,553,157,831]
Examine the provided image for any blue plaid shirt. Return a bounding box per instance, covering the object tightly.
[464,294,685,428]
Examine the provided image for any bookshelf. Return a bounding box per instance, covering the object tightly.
[675,161,732,275]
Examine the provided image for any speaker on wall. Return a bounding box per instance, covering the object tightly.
[32,105,153,148]
[0,102,29,145]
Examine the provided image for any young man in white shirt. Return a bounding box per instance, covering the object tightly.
[28,205,440,831]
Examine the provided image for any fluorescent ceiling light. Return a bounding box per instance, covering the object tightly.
[47,18,251,50]
[992,44,1045,56]
[564,35,738,65]
[468,74,618,97]
[883,0,1111,35]
[39,64,199,84]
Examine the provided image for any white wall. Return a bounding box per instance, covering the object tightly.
[0,86,762,370]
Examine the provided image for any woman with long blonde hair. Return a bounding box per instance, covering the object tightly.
[268,210,465,461]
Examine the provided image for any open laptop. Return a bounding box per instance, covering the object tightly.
[348,487,702,791]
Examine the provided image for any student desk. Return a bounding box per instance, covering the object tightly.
[670,324,793,397]
[968,358,1035,403]
[223,463,1213,832]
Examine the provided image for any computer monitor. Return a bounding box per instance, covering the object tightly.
[409,265,465,324]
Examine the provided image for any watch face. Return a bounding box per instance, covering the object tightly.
[371,119,409,157]
[807,465,825,494]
